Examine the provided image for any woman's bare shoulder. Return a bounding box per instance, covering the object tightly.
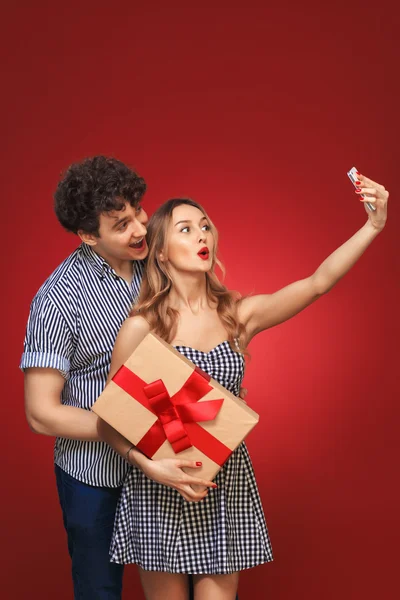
[119,314,150,337]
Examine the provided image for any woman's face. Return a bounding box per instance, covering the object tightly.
[161,204,214,274]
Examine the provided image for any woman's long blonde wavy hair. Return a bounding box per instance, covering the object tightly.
[132,198,247,354]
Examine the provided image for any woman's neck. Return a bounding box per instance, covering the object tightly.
[168,272,209,313]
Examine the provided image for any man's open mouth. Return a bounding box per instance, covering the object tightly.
[130,238,145,250]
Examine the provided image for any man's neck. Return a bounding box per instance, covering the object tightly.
[113,261,134,285]
[94,249,134,285]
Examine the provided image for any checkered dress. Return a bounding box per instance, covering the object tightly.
[110,341,273,574]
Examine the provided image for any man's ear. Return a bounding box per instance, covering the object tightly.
[78,230,98,246]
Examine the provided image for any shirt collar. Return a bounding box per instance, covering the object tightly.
[80,243,146,289]
[80,243,119,280]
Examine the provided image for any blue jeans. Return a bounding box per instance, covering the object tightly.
[55,465,124,599]
[55,466,238,599]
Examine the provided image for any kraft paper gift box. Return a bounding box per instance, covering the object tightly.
[92,332,259,482]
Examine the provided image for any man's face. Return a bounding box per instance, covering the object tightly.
[88,200,149,262]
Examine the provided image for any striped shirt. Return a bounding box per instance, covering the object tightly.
[20,243,144,487]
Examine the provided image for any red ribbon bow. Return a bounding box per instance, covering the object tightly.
[142,370,223,453]
[113,365,232,466]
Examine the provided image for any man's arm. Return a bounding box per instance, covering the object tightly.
[24,367,100,440]
[22,293,101,441]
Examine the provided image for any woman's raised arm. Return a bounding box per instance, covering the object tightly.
[239,173,389,340]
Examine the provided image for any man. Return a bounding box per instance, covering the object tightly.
[21,156,219,599]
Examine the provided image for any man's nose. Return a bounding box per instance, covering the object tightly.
[133,219,147,238]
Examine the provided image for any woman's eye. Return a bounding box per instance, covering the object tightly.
[202,224,210,231]
[181,226,190,233]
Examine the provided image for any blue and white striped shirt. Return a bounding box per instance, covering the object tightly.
[20,243,144,487]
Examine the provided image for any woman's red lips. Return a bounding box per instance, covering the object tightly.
[198,246,209,260]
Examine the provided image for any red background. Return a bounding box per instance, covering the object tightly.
[2,1,399,598]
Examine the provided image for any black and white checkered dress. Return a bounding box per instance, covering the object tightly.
[110,341,273,574]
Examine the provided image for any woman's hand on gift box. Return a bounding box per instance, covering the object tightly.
[239,387,248,404]
[140,457,217,502]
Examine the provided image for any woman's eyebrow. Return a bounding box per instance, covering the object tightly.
[174,217,207,227]
[174,219,191,226]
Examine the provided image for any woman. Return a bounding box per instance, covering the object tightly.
[98,172,388,599]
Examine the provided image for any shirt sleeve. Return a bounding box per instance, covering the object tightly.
[20,295,73,379]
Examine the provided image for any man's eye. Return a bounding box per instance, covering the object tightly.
[136,205,142,214]
[119,222,128,231]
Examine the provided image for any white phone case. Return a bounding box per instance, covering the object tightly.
[347,167,376,212]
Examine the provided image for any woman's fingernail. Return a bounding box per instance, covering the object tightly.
[356,171,361,176]
[355,188,361,192]
[212,484,218,488]
[196,462,202,466]
[355,180,362,185]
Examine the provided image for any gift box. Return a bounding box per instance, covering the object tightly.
[92,332,259,482]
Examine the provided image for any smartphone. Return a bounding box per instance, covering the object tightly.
[347,167,376,212]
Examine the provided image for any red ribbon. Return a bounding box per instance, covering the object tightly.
[113,365,232,466]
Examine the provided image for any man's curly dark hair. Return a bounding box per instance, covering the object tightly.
[54,156,147,235]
